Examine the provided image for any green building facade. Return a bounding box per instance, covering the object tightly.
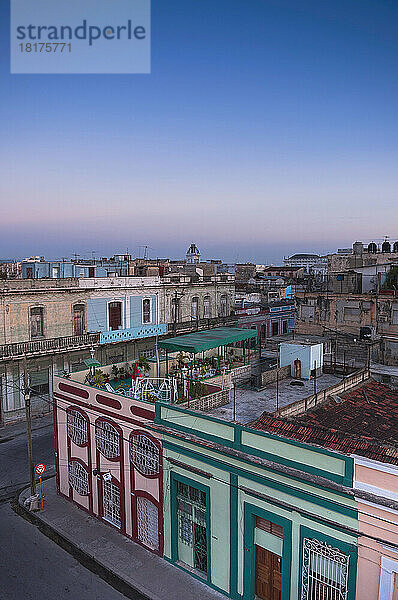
[152,403,359,600]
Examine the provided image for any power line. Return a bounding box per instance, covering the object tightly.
[3,380,398,536]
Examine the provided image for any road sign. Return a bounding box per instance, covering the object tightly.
[35,463,46,476]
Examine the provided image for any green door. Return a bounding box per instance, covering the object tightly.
[176,482,208,575]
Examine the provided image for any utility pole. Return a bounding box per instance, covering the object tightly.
[23,355,36,497]
[276,369,279,412]
[313,360,317,404]
[173,289,178,335]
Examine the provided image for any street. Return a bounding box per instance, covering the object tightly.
[0,417,126,600]
[0,415,55,500]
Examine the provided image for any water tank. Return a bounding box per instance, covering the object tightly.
[352,241,363,255]
[367,242,377,253]
[382,241,391,253]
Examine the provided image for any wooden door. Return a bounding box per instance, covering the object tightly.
[73,304,85,336]
[108,302,122,330]
[294,359,301,379]
[255,546,282,600]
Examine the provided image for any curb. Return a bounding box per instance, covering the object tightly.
[13,482,151,600]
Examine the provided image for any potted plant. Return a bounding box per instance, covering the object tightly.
[92,371,105,389]
[137,355,150,372]
[111,365,119,381]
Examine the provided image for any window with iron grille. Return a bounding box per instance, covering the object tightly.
[102,479,121,527]
[30,306,44,338]
[176,481,207,574]
[220,295,228,317]
[301,538,349,600]
[107,353,124,365]
[142,298,152,324]
[203,296,211,319]
[136,497,159,550]
[130,434,160,475]
[95,420,120,459]
[140,348,155,358]
[191,297,199,320]
[67,409,88,446]
[68,460,89,496]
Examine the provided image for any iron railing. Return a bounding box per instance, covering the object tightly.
[0,332,100,360]
[169,315,237,334]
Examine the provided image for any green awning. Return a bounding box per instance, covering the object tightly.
[158,327,257,354]
[84,358,101,368]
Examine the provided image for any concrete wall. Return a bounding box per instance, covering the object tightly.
[260,365,291,387]
[279,342,323,380]
[276,369,370,418]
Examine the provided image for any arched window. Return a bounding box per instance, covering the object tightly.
[73,303,85,336]
[108,301,122,331]
[142,298,151,324]
[136,497,159,550]
[220,294,228,317]
[95,420,120,459]
[171,297,180,323]
[30,306,44,339]
[68,460,89,496]
[67,409,88,446]
[203,296,211,319]
[191,297,199,320]
[130,434,160,475]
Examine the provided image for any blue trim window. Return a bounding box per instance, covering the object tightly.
[143,298,151,324]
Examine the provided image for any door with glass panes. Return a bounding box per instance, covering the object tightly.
[102,480,121,528]
[176,481,208,575]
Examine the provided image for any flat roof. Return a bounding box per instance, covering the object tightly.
[158,327,257,354]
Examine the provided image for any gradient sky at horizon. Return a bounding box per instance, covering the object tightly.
[1,0,398,264]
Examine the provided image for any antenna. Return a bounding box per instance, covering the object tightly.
[139,245,153,260]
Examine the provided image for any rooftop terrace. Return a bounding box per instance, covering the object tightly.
[208,373,342,424]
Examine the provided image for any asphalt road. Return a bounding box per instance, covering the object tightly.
[0,418,126,600]
[0,502,126,600]
[0,416,55,500]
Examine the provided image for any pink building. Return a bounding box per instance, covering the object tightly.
[354,456,398,600]
[53,367,165,555]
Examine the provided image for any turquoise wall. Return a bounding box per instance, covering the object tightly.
[158,404,358,600]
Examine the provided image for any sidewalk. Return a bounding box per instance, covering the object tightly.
[19,478,225,600]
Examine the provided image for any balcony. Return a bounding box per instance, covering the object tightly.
[168,315,237,335]
[0,332,101,361]
[99,323,168,344]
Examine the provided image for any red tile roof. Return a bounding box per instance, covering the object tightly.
[250,380,398,465]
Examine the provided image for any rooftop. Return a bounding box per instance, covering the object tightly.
[286,253,321,260]
[208,373,341,424]
[250,380,398,465]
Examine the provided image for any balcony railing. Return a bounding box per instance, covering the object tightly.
[99,323,168,344]
[0,332,101,360]
[169,315,237,334]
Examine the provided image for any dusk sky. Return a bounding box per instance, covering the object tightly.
[1,0,398,264]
